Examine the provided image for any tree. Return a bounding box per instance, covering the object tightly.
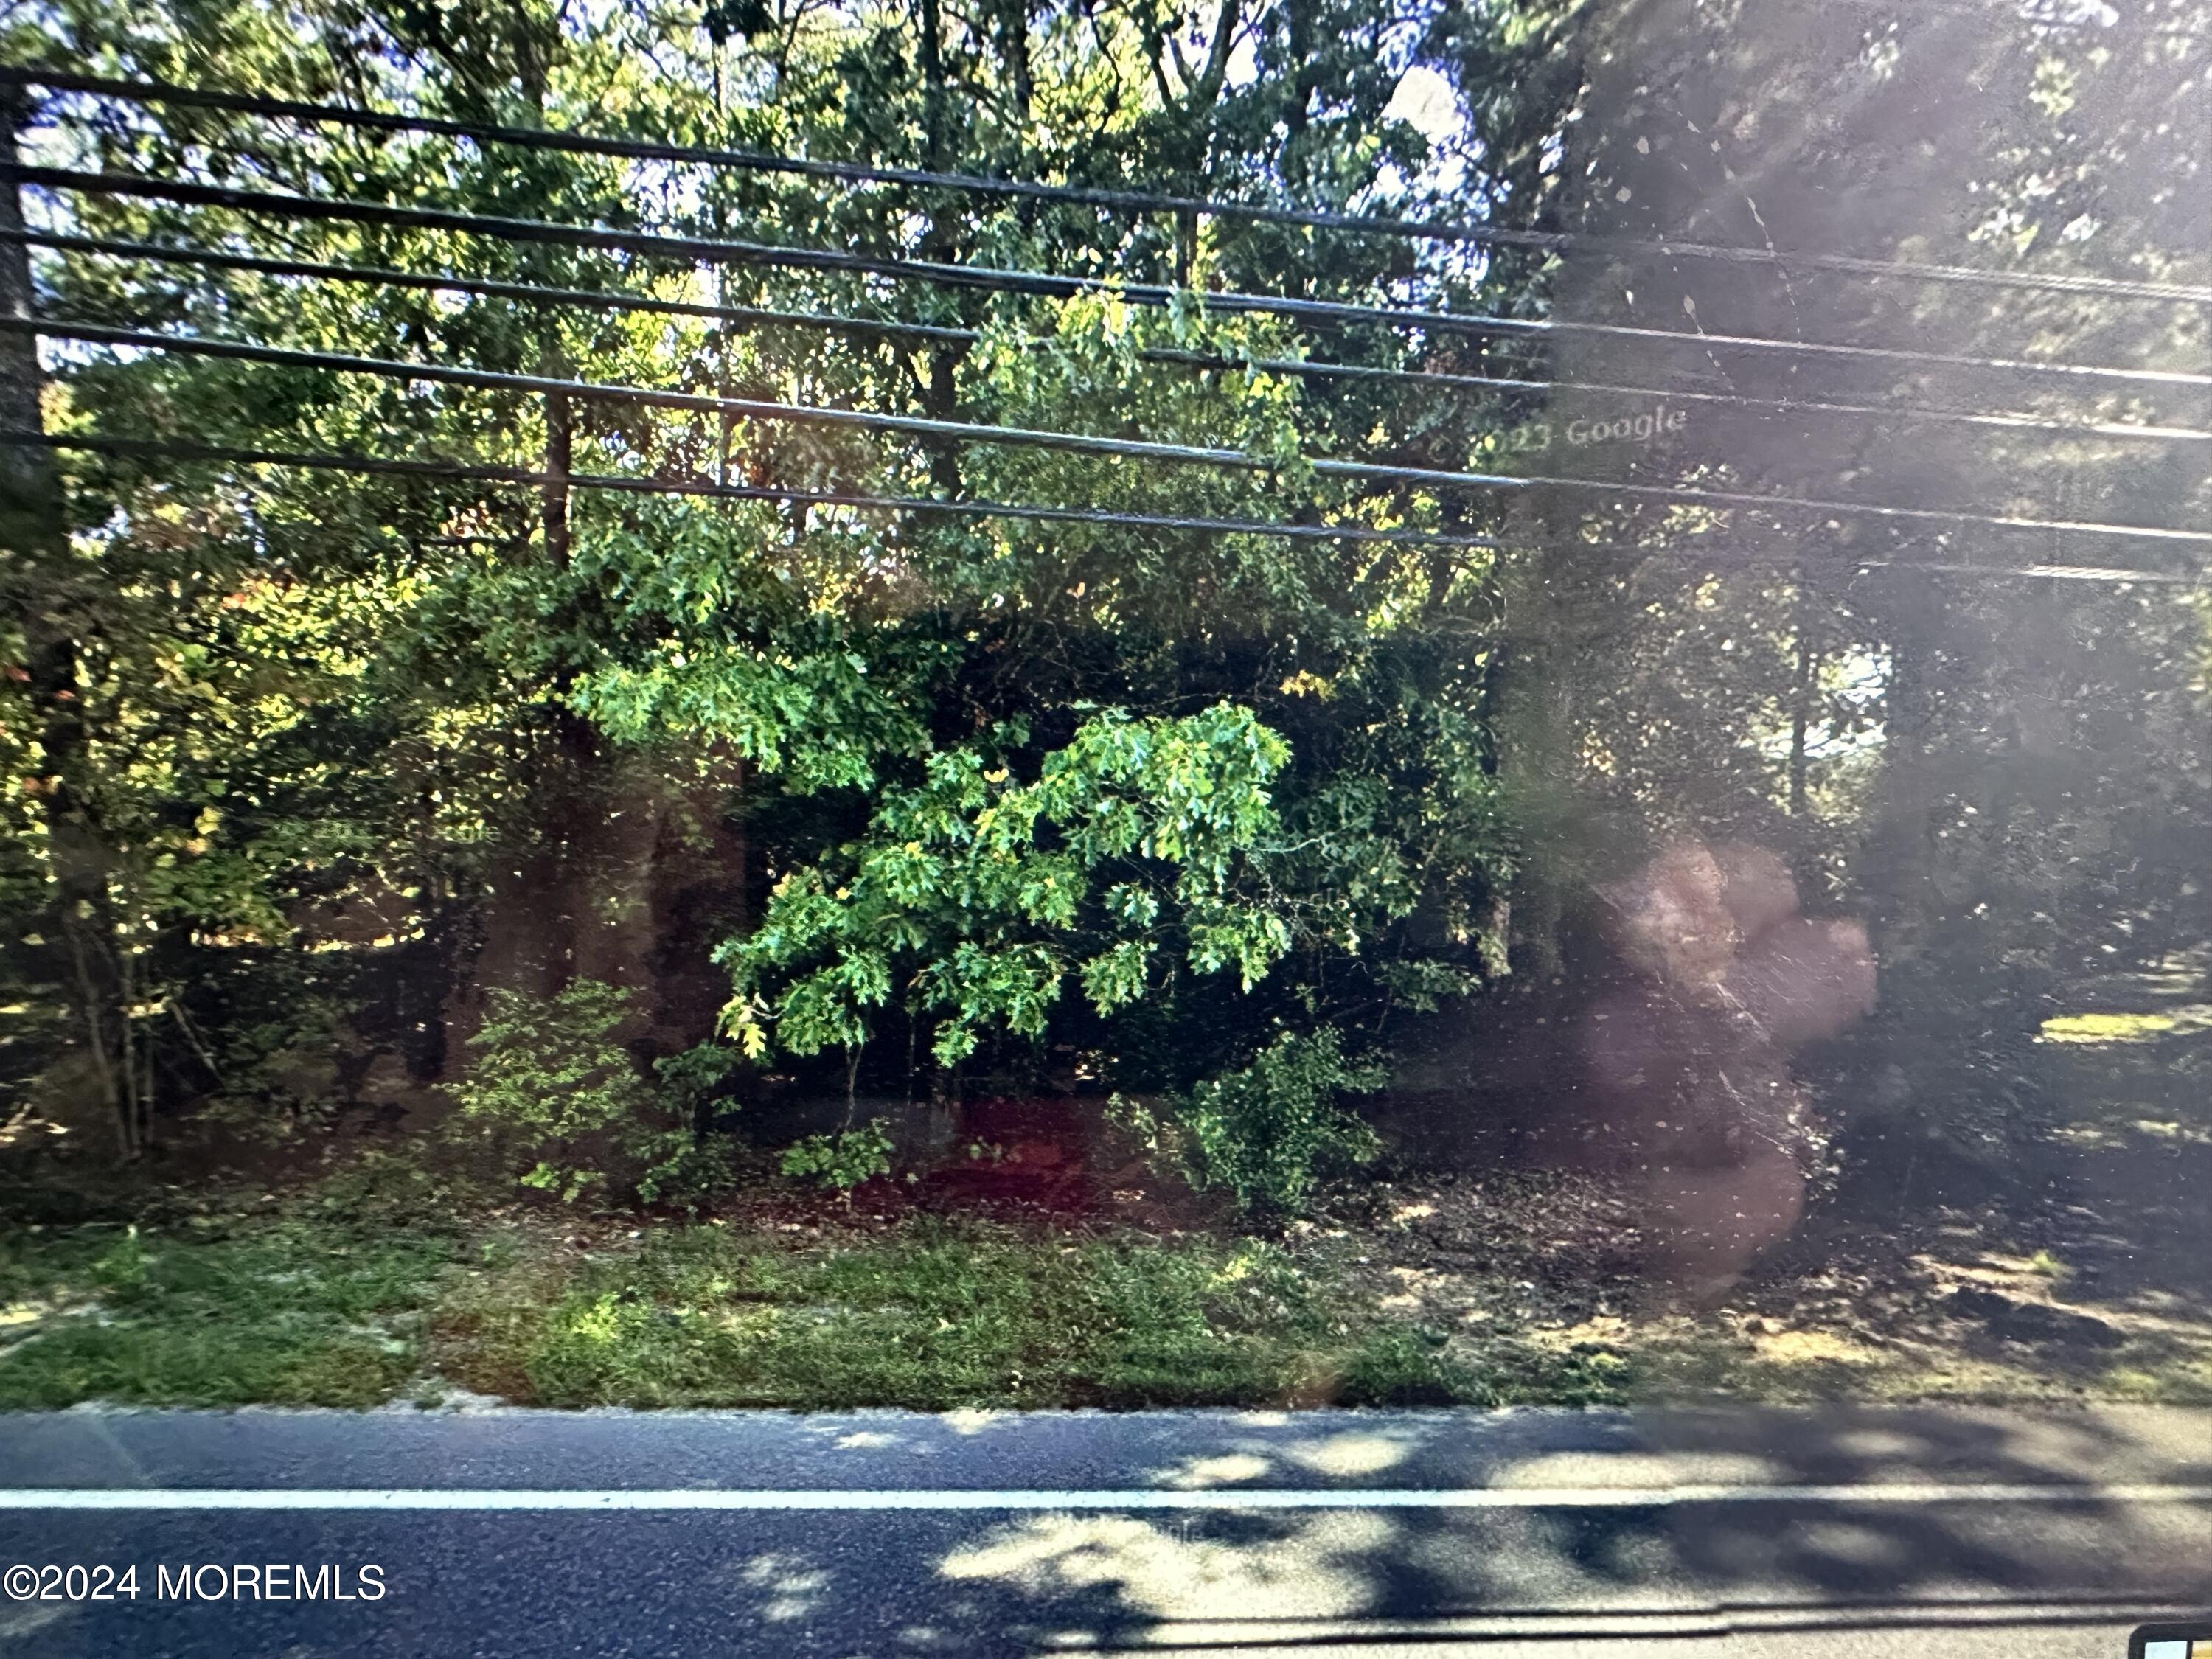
[1,0,1584,1203]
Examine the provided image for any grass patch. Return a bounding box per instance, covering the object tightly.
[18,1210,1619,1411]
[10,1188,2196,1413]
[2093,1349,2212,1405]
[437,1222,1358,1409]
[420,1220,1650,1411]
[0,1222,457,1408]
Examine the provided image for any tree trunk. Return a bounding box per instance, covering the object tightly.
[541,385,572,572]
[917,0,948,164]
[0,89,142,1156]
[996,0,1034,122]
[915,0,967,497]
[1787,583,1815,821]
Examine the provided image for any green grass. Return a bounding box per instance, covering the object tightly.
[43,1204,2211,1411]
[43,1206,2212,1412]
[0,1208,1641,1410]
[0,1222,459,1408]
[441,1223,1342,1409]
[431,1220,1646,1410]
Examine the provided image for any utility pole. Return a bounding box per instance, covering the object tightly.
[0,88,138,1155]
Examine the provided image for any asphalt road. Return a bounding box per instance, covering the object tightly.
[1,1404,2208,1657]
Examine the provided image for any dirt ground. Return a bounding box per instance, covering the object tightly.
[1273,1075,2212,1405]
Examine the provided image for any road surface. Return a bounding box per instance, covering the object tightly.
[1,1404,2207,1656]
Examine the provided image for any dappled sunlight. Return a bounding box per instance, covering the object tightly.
[1495,1450,1783,1490]
[1828,1427,1943,1461]
[1747,1329,1885,1369]
[733,1551,832,1623]
[7,0,2212,1647]
[1280,1431,1418,1479]
[1783,1518,1921,1574]
[2039,1009,2212,1045]
[1149,1453,1273,1489]
[943,1410,1006,1436]
[937,1512,1395,1621]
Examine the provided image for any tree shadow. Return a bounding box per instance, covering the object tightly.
[7,1405,2212,1656]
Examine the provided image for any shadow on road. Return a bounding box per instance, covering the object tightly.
[6,1406,2211,1657]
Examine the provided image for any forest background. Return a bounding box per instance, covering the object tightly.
[0,0,2207,1411]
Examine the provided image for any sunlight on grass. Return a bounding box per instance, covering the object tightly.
[434,1222,1451,1410]
[1751,1328,1884,1366]
[2095,1349,2212,1405]
[4,1189,2209,1412]
[0,1225,455,1408]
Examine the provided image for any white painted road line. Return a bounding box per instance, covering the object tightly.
[3,1483,2212,1510]
[1085,1605,2212,1647]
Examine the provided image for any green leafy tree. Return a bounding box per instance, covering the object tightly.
[779,1119,894,1193]
[722,704,1292,1067]
[451,979,737,1203]
[450,981,657,1202]
[2,0,1578,1199]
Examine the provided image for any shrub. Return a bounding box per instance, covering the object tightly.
[779,1119,894,1192]
[1119,1026,1384,1215]
[451,981,738,1206]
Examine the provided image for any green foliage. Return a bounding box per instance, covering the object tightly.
[723,704,1295,1068]
[451,981,649,1202]
[3,0,1537,1172]
[440,1221,1345,1410]
[1132,1027,1387,1214]
[1338,1324,1475,1405]
[565,531,945,792]
[652,1040,742,1106]
[451,981,738,1206]
[779,1119,894,1192]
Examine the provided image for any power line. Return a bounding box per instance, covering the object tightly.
[6,227,977,344]
[1,430,1501,551]
[14,431,2191,588]
[21,316,2212,549]
[27,227,2212,449]
[1851,559,2197,585]
[22,165,2212,400]
[12,65,2211,310]
[1,223,1540,371]
[15,312,1526,476]
[14,161,1542,327]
